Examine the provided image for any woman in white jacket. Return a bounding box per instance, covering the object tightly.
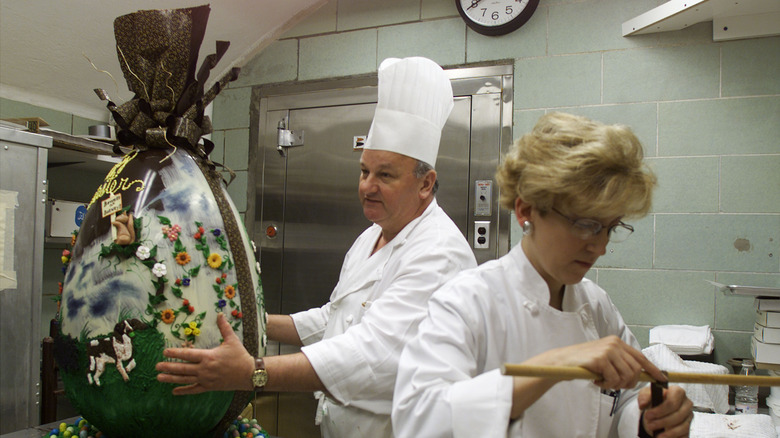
[393,112,693,438]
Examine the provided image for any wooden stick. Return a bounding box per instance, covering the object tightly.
[501,364,780,386]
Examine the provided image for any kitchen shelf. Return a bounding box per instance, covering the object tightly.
[622,0,780,41]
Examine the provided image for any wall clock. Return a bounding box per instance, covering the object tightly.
[456,0,540,36]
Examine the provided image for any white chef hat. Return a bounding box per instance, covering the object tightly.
[363,57,453,168]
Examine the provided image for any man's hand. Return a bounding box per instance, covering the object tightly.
[638,385,693,438]
[156,312,255,395]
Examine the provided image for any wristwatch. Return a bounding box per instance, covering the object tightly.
[252,357,268,390]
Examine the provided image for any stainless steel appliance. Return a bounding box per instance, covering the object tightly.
[247,64,513,437]
[0,127,51,434]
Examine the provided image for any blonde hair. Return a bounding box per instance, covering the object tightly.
[497,112,657,219]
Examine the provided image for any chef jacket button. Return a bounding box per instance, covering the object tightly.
[346,314,354,324]
[322,403,329,415]
[523,301,539,316]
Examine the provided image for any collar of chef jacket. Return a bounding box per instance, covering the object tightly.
[332,198,440,302]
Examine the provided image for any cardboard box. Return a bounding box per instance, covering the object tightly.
[755,322,780,344]
[755,298,780,312]
[752,336,780,365]
[756,310,780,328]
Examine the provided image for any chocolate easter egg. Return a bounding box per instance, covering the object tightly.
[53,5,265,437]
[57,146,265,437]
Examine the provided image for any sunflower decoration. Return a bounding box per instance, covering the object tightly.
[207,253,223,269]
[175,251,192,265]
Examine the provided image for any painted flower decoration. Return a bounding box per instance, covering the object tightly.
[217,299,227,308]
[184,321,201,337]
[194,226,206,240]
[231,309,242,319]
[70,233,77,246]
[161,309,175,324]
[182,278,191,286]
[224,285,236,299]
[212,229,221,237]
[207,253,222,269]
[163,224,182,241]
[152,262,167,277]
[175,251,191,265]
[136,245,151,260]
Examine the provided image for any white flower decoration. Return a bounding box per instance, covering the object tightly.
[152,262,167,278]
[136,245,151,260]
[255,261,262,274]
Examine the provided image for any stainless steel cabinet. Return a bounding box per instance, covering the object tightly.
[0,127,51,434]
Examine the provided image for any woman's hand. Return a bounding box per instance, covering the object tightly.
[155,312,255,394]
[638,385,693,438]
[531,336,667,390]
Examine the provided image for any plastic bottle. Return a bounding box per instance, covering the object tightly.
[735,359,759,414]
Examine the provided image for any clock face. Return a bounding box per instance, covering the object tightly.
[456,0,540,36]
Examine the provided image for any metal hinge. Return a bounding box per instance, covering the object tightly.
[277,119,304,156]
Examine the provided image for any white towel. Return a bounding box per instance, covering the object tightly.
[643,344,730,414]
[649,324,714,355]
[691,412,777,438]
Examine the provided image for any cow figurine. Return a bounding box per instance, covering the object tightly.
[87,318,147,386]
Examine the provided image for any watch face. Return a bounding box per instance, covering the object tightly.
[456,0,539,36]
[253,369,268,388]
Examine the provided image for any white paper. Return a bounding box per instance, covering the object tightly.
[0,189,18,291]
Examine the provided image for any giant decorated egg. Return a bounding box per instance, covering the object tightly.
[56,146,266,437]
[53,5,265,437]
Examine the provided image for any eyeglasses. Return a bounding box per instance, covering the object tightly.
[550,208,634,243]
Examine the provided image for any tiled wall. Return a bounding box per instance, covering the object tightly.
[213,0,780,365]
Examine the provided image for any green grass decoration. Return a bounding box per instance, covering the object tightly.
[59,327,234,437]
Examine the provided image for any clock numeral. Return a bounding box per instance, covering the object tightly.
[492,11,500,20]
[506,6,513,15]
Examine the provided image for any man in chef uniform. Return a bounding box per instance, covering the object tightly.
[157,56,478,437]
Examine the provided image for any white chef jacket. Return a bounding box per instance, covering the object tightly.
[393,243,646,438]
[291,198,477,438]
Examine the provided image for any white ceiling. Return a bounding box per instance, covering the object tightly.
[0,0,328,121]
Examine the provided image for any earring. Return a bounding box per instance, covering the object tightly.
[522,221,533,236]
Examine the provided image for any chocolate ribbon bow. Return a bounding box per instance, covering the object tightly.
[96,5,239,164]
